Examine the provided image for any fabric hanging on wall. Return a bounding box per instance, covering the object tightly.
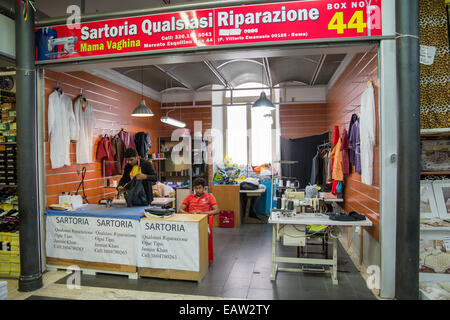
[281,133,329,189]
[119,130,135,150]
[341,129,350,175]
[73,97,96,164]
[360,83,376,185]
[330,137,344,181]
[331,125,340,172]
[348,113,358,166]
[96,136,115,177]
[349,118,362,174]
[134,132,151,159]
[111,135,125,175]
[48,89,77,169]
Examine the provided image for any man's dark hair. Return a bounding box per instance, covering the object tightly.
[124,148,138,158]
[193,177,206,188]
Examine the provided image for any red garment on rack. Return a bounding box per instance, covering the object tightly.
[331,126,340,172]
[96,136,116,177]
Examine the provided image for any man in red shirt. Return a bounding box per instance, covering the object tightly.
[179,178,219,215]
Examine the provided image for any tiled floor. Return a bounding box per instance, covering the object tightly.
[5,223,377,300]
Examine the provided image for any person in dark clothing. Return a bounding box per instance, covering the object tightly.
[117,148,157,205]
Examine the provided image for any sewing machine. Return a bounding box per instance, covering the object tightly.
[48,36,78,56]
[283,191,319,213]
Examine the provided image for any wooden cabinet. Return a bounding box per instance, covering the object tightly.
[211,184,241,227]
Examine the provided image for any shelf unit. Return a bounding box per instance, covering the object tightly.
[158,136,209,190]
[419,129,450,294]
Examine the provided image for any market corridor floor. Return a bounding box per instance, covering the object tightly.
[5,223,377,300]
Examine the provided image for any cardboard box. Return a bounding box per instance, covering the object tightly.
[0,103,14,111]
[9,123,16,130]
[8,111,16,117]
[0,123,8,130]
[0,251,10,262]
[3,117,15,123]
[0,262,10,272]
[6,136,15,142]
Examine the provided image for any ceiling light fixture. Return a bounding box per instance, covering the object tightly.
[132,66,154,117]
[161,115,186,128]
[252,58,275,111]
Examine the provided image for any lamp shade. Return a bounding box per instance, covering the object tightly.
[160,116,186,128]
[252,92,275,110]
[132,99,154,117]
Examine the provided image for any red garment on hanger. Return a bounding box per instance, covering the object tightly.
[96,136,116,177]
[331,126,340,172]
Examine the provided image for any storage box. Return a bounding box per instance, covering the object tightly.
[10,263,20,272]
[9,253,19,263]
[0,251,10,262]
[1,103,14,110]
[0,262,10,272]
[3,117,15,123]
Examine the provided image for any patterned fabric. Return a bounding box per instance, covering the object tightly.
[419,0,450,129]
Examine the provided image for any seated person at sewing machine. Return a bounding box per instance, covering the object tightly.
[179,178,219,216]
[117,148,157,206]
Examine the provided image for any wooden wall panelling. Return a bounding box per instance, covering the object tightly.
[44,70,162,207]
[279,103,329,139]
[326,49,380,241]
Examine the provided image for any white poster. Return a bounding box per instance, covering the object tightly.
[138,220,199,272]
[46,215,139,266]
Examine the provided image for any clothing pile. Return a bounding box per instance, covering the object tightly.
[327,211,366,221]
[144,206,175,218]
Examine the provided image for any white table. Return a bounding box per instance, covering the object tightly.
[269,211,372,285]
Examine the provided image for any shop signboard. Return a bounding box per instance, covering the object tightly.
[46,215,139,266]
[35,0,382,63]
[138,219,200,272]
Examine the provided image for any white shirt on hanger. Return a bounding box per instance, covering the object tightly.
[359,82,376,185]
[48,90,77,169]
[73,97,96,164]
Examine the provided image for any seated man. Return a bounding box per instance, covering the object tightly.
[117,148,157,206]
[179,178,219,216]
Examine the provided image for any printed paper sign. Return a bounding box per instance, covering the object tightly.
[138,219,200,272]
[420,45,437,65]
[35,0,382,63]
[46,215,139,266]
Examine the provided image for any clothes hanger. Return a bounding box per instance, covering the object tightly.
[55,81,63,94]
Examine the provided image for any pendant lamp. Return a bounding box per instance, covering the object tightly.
[252,59,275,111]
[132,67,154,117]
